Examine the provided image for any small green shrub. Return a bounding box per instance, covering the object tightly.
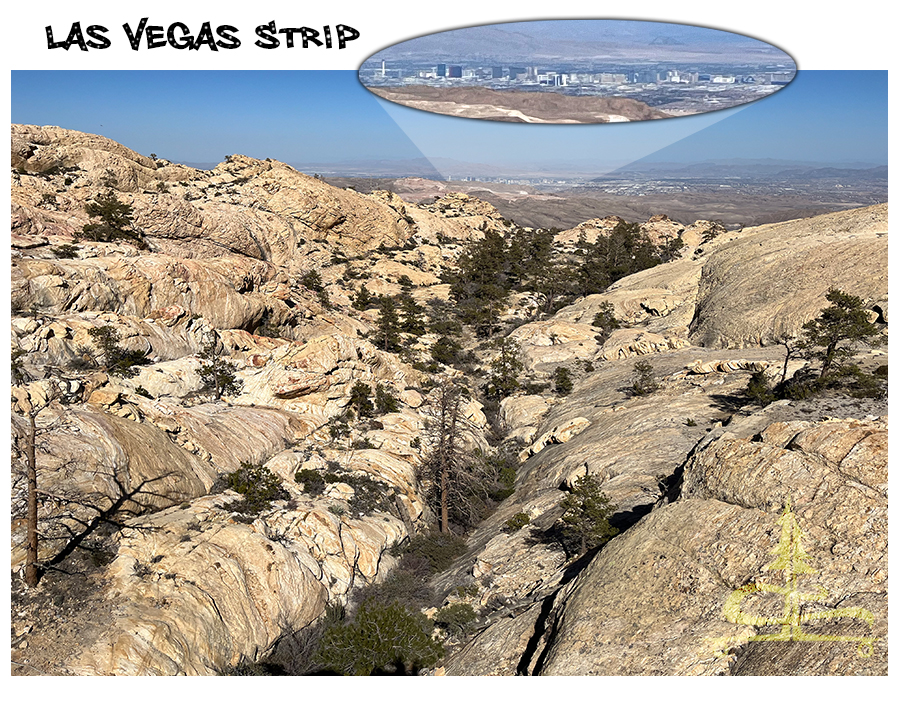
[485,450,517,503]
[591,302,621,344]
[328,416,351,440]
[225,462,288,515]
[219,659,284,676]
[552,366,574,396]
[51,243,80,258]
[521,381,549,394]
[630,360,659,396]
[295,468,325,495]
[88,325,148,378]
[453,583,479,599]
[300,270,324,292]
[348,381,375,418]
[503,512,531,533]
[344,474,392,515]
[313,600,444,675]
[374,384,399,414]
[745,370,776,406]
[357,569,435,611]
[434,603,477,636]
[316,288,332,310]
[400,532,467,575]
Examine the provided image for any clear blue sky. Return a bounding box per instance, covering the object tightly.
[636,70,887,164]
[11,70,887,170]
[11,71,427,164]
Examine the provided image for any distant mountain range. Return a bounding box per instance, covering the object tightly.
[182,155,886,184]
[365,20,792,66]
[602,158,887,180]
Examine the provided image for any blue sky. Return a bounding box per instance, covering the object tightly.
[10,70,887,172]
[11,71,425,164]
[638,70,887,164]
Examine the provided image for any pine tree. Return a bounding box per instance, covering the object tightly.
[630,360,659,396]
[81,190,144,247]
[88,325,148,378]
[745,369,776,406]
[374,296,403,352]
[591,302,621,344]
[398,294,427,337]
[348,381,375,418]
[418,380,501,533]
[799,288,884,379]
[352,285,373,311]
[198,340,243,400]
[559,473,618,555]
[487,337,523,399]
[449,229,512,335]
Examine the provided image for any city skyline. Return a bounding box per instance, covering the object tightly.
[359,19,796,124]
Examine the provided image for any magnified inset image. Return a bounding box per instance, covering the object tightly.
[359,20,796,123]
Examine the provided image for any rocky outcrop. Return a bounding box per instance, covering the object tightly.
[690,204,888,348]
[11,123,195,190]
[520,417,591,460]
[499,394,551,444]
[529,416,887,675]
[509,320,599,370]
[553,204,888,351]
[599,328,689,360]
[69,489,406,675]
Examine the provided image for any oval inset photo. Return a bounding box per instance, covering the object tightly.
[359,20,796,124]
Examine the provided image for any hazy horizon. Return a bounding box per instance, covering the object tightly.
[11,70,886,179]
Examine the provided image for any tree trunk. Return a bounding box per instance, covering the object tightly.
[25,411,40,587]
[780,344,792,386]
[440,463,449,533]
[820,341,839,378]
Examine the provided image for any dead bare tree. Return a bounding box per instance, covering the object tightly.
[12,348,43,586]
[418,379,496,533]
[775,333,802,386]
[12,349,182,584]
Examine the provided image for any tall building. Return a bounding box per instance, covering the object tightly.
[437,63,446,77]
[448,65,462,78]
[492,66,503,79]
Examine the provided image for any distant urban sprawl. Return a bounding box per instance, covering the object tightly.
[361,60,796,115]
